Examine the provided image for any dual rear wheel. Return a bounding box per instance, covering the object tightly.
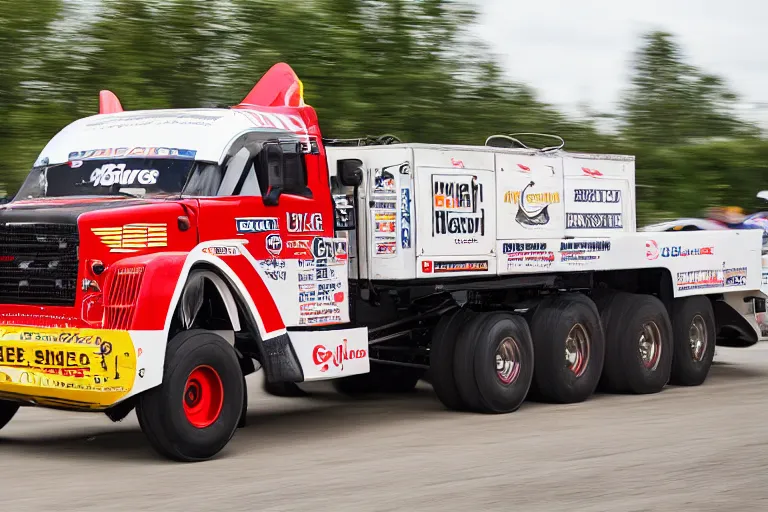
[429,291,717,412]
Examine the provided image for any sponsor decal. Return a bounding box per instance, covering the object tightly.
[507,251,555,269]
[510,181,556,228]
[299,315,343,326]
[264,270,286,281]
[89,163,159,187]
[762,272,768,286]
[573,189,621,203]
[450,158,465,168]
[236,217,278,234]
[299,283,316,292]
[92,223,167,253]
[433,260,489,273]
[0,327,136,404]
[312,340,367,373]
[287,212,323,233]
[503,242,554,268]
[560,240,611,263]
[661,246,714,258]
[68,147,197,161]
[422,260,433,273]
[299,291,316,303]
[298,272,314,282]
[504,189,561,206]
[646,240,660,260]
[287,239,311,251]
[373,166,396,192]
[502,242,548,253]
[265,234,283,257]
[516,163,531,173]
[724,267,747,287]
[677,270,724,291]
[454,237,478,245]
[315,267,336,281]
[432,174,485,236]
[400,188,411,249]
[202,246,240,256]
[376,241,397,255]
[566,213,623,229]
[259,259,286,269]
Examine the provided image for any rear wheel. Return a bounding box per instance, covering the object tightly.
[453,312,534,413]
[670,296,716,386]
[0,400,19,431]
[529,293,605,403]
[597,292,673,394]
[136,329,244,462]
[429,307,476,411]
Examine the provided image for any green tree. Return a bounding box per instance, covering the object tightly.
[620,31,753,145]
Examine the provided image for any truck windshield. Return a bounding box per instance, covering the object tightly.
[14,157,220,200]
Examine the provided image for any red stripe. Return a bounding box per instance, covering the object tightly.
[220,255,285,334]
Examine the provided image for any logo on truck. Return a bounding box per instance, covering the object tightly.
[431,174,485,237]
[236,217,279,233]
[312,339,367,372]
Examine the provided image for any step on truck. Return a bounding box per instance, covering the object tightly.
[0,63,766,461]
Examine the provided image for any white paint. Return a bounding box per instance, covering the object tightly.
[162,240,283,340]
[35,108,309,166]
[289,327,369,381]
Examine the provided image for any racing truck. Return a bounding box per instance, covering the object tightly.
[0,63,765,462]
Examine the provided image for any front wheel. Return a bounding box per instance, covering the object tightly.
[136,330,244,462]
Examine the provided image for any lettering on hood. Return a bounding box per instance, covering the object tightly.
[432,174,485,236]
[90,163,159,187]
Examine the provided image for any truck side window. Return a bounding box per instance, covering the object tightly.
[256,141,312,198]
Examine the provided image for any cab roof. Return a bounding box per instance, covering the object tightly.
[33,62,316,166]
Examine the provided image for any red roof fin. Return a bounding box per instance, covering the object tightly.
[99,90,124,114]
[235,62,304,109]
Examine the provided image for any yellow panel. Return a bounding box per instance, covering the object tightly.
[0,327,138,409]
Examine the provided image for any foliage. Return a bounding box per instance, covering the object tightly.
[0,0,763,225]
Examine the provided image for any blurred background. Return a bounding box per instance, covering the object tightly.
[0,0,766,223]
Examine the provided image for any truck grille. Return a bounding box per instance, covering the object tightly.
[0,223,79,306]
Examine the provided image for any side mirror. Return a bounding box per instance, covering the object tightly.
[263,186,281,206]
[337,159,363,187]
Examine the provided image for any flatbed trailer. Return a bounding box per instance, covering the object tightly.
[0,63,764,461]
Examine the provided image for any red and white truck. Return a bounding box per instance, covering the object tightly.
[0,63,765,461]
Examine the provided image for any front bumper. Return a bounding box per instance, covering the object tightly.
[0,325,137,410]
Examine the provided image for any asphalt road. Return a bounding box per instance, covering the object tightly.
[2,346,768,512]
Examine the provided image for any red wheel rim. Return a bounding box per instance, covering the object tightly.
[183,365,224,429]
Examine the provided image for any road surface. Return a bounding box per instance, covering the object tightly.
[2,346,768,511]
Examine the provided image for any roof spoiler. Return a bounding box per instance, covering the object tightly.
[234,62,305,109]
[757,191,768,202]
[99,90,124,114]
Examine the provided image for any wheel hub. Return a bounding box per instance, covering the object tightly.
[182,365,224,429]
[495,337,521,385]
[639,321,662,370]
[688,314,707,362]
[564,323,590,377]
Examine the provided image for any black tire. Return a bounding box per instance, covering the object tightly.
[598,292,673,394]
[136,329,244,462]
[529,293,605,403]
[0,400,20,431]
[332,363,424,395]
[429,307,476,411]
[453,312,534,414]
[670,296,716,386]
